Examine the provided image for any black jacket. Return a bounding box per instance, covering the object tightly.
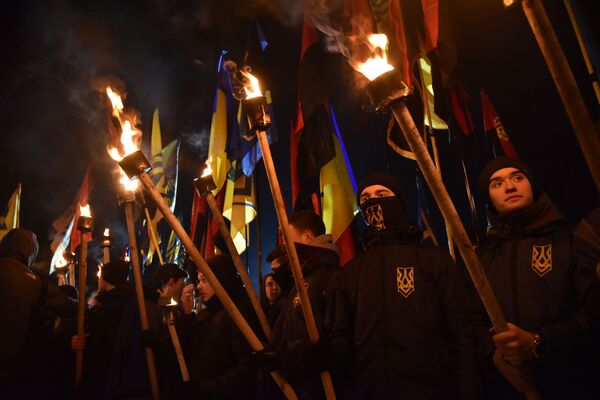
[78,283,135,399]
[178,297,255,400]
[328,227,483,400]
[475,194,600,399]
[0,229,41,384]
[270,244,339,398]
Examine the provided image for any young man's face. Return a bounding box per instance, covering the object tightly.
[196,272,215,303]
[359,184,395,205]
[488,167,534,214]
[264,276,281,304]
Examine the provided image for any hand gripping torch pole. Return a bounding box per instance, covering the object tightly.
[118,190,160,400]
[241,94,337,400]
[194,175,273,341]
[365,69,539,400]
[118,151,298,400]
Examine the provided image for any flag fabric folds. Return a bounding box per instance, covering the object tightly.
[481,89,519,158]
[223,162,257,254]
[0,184,21,242]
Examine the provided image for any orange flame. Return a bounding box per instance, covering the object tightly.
[80,204,92,218]
[105,86,141,191]
[240,70,263,99]
[352,34,394,81]
[103,228,110,236]
[55,252,68,269]
[168,297,178,306]
[201,156,213,178]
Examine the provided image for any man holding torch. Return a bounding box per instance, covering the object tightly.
[475,157,600,399]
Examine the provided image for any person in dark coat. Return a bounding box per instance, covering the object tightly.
[270,210,340,399]
[0,228,41,392]
[107,262,188,399]
[178,255,256,400]
[261,272,282,327]
[71,260,134,399]
[474,157,600,399]
[327,172,483,400]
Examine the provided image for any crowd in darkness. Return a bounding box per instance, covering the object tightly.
[1,157,599,399]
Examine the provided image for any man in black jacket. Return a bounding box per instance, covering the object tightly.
[475,157,599,399]
[270,210,340,399]
[328,172,483,400]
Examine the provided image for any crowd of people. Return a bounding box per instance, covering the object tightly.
[1,157,599,399]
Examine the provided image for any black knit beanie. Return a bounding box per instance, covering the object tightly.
[101,260,130,286]
[356,172,405,207]
[478,157,540,202]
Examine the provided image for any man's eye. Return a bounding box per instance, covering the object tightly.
[514,175,524,182]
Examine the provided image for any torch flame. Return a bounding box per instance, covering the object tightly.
[103,228,110,236]
[80,204,92,218]
[240,70,263,99]
[105,86,141,191]
[353,34,394,81]
[201,156,213,178]
[97,266,102,278]
[168,297,178,306]
[55,252,68,269]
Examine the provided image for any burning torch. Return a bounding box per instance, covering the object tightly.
[100,228,112,265]
[106,87,160,400]
[239,70,337,400]
[353,34,539,399]
[75,203,93,385]
[54,252,69,287]
[116,150,297,399]
[161,297,190,382]
[194,160,273,341]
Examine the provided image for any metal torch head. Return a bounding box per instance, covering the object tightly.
[193,175,217,196]
[161,304,179,323]
[117,189,136,205]
[77,215,94,233]
[119,150,152,179]
[242,96,271,135]
[366,69,411,111]
[100,234,113,248]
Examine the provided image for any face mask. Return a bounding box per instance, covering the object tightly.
[360,196,405,231]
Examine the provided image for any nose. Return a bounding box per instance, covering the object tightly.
[504,179,516,192]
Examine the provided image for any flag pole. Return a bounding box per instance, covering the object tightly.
[194,176,273,340]
[520,0,600,193]
[144,207,165,265]
[75,206,93,385]
[563,0,600,104]
[255,172,264,305]
[118,151,298,400]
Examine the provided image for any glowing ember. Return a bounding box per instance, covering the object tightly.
[168,297,178,306]
[103,228,110,236]
[353,34,395,81]
[105,86,142,191]
[201,156,213,178]
[80,204,92,218]
[240,70,263,99]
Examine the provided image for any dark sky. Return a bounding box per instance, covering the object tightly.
[0,0,598,278]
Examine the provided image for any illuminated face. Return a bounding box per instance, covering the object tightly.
[265,275,281,304]
[488,167,534,214]
[359,184,395,205]
[197,272,215,303]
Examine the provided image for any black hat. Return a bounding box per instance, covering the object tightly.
[357,172,404,206]
[153,263,188,289]
[101,260,130,286]
[206,255,244,303]
[266,246,286,263]
[478,157,540,202]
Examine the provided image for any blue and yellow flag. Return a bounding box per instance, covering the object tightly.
[0,183,21,242]
[223,162,257,254]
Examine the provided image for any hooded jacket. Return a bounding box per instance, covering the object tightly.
[0,229,41,381]
[475,194,599,399]
[328,224,483,400]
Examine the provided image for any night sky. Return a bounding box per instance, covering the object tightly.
[0,0,598,282]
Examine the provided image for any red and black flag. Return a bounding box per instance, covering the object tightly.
[481,89,519,158]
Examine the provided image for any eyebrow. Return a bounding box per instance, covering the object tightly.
[490,171,525,183]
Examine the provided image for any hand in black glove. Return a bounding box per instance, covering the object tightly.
[252,346,280,373]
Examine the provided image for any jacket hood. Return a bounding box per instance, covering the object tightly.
[487,193,566,239]
[0,228,39,267]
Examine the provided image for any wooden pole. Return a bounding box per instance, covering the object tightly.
[205,192,273,340]
[68,260,75,287]
[255,130,337,400]
[166,319,190,382]
[563,0,600,104]
[123,201,161,400]
[144,207,165,265]
[521,0,600,193]
[102,248,110,265]
[138,173,298,400]
[390,101,541,400]
[74,239,87,385]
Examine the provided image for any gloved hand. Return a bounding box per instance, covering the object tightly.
[252,346,280,373]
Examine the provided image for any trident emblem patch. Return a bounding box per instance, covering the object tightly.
[366,204,386,231]
[396,267,414,298]
[532,244,552,277]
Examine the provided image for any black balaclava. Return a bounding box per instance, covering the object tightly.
[357,172,405,231]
